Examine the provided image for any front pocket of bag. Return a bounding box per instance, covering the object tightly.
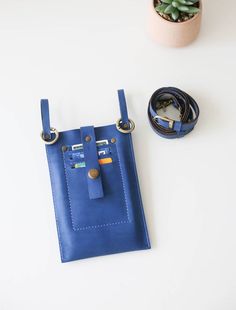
[63,144,130,230]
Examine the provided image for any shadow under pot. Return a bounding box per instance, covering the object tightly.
[149,0,202,47]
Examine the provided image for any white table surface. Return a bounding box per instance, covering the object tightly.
[0,0,236,309]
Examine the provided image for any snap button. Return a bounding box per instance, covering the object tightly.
[85,135,91,142]
[88,168,100,179]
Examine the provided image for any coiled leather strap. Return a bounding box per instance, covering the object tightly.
[148,87,200,139]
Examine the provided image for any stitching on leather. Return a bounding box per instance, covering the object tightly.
[46,147,64,261]
[74,220,129,231]
[62,149,129,231]
[116,145,130,222]
[127,134,150,246]
[62,152,77,230]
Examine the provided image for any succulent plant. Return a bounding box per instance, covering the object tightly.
[155,0,200,21]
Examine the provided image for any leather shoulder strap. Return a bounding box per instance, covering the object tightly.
[118,89,129,127]
[41,99,51,140]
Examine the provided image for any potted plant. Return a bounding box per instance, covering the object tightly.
[149,0,202,47]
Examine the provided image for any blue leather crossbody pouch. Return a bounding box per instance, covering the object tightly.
[40,90,150,262]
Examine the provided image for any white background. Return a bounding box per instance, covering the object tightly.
[0,0,236,309]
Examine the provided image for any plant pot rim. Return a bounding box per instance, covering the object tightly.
[152,0,202,25]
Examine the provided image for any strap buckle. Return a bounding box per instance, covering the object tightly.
[153,115,174,129]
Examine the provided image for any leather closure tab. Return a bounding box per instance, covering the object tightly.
[80,126,104,200]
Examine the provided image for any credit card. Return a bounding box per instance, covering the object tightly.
[70,152,84,159]
[98,147,110,156]
[98,157,112,165]
[70,147,110,161]
[72,157,112,169]
[72,139,108,151]
[72,162,86,169]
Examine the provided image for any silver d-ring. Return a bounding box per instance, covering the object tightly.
[40,127,59,145]
[116,118,135,134]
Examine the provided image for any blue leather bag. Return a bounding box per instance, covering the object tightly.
[40,90,151,262]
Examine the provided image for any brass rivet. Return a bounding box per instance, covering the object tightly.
[111,138,116,143]
[88,168,100,179]
[123,123,129,129]
[61,145,68,152]
[85,135,91,142]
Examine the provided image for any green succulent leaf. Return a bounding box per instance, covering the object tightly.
[172,1,180,8]
[171,8,180,20]
[155,3,169,13]
[161,0,172,4]
[164,4,176,14]
[177,0,194,5]
[177,5,190,12]
[187,6,200,13]
[189,0,199,3]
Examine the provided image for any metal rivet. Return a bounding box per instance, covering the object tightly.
[123,123,129,129]
[111,138,116,144]
[88,168,100,179]
[85,135,91,142]
[61,145,68,152]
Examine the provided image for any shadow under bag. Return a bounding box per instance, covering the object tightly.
[40,90,151,262]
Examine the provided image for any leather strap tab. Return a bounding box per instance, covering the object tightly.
[118,89,129,128]
[41,99,51,140]
[80,126,104,200]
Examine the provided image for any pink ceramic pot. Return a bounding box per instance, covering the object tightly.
[149,0,202,47]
